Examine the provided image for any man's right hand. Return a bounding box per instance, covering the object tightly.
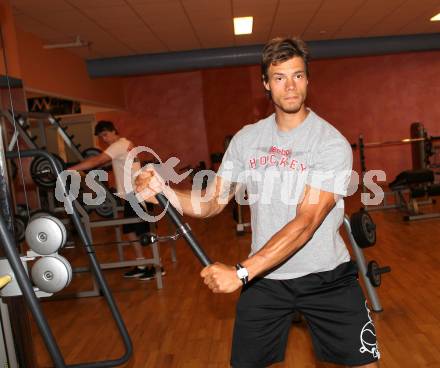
[134,166,165,204]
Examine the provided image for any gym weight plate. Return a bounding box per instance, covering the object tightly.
[25,215,67,255]
[350,210,376,248]
[31,255,72,293]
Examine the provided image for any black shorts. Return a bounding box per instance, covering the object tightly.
[231,261,380,367]
[122,199,153,236]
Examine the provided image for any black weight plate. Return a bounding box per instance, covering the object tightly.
[350,211,376,248]
[30,154,65,189]
[30,156,56,188]
[361,213,376,244]
[367,260,381,287]
[14,215,27,243]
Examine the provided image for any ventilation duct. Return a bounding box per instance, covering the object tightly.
[87,33,440,78]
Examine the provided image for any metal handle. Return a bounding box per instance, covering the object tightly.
[155,193,212,266]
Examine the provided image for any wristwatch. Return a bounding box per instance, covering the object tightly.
[235,263,249,285]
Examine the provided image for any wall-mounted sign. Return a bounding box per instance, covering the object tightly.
[27,97,81,115]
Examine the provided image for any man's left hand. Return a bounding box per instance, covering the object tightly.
[200,262,242,293]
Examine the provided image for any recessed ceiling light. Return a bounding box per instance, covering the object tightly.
[430,13,440,21]
[233,16,253,35]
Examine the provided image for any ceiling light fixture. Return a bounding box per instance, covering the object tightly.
[430,13,440,21]
[233,16,253,35]
[43,35,91,49]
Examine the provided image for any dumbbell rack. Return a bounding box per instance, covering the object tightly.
[1,109,120,227]
[38,112,120,220]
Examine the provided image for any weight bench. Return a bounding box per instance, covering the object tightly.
[389,169,440,221]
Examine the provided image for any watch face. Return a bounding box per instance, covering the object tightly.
[237,267,248,279]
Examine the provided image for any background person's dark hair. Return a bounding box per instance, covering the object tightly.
[94,120,118,136]
[261,37,310,84]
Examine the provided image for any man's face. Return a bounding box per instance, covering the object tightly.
[98,130,118,145]
[263,56,308,114]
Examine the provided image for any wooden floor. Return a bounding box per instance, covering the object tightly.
[31,196,440,368]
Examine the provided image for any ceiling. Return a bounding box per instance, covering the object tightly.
[11,0,440,60]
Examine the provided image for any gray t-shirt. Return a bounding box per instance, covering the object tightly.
[217,109,353,279]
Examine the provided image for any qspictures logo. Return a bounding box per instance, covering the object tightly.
[55,146,387,219]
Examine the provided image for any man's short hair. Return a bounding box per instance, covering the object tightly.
[261,37,310,83]
[94,120,117,136]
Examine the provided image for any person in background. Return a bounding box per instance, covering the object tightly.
[68,120,165,281]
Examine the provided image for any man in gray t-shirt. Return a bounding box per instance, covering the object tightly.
[136,37,379,368]
[218,108,353,280]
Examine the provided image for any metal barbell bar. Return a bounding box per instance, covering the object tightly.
[352,135,440,149]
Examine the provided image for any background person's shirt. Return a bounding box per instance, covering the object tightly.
[105,137,141,199]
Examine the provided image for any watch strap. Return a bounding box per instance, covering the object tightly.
[235,263,249,285]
